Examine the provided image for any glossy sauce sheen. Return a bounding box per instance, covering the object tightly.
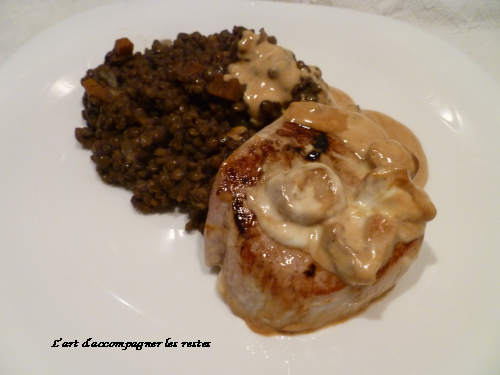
[225,30,332,123]
[285,99,428,187]
[245,102,435,285]
[363,109,428,187]
[205,34,436,333]
[204,110,433,332]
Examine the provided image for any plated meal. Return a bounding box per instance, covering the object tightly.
[76,27,436,334]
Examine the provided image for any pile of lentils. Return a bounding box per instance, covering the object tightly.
[75,26,326,232]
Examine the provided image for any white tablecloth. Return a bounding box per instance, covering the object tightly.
[1,0,499,86]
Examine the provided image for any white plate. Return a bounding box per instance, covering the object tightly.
[1,1,499,374]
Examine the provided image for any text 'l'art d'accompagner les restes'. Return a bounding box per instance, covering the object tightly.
[51,337,211,350]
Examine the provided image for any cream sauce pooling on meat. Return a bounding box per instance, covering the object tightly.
[246,163,347,251]
[245,102,436,285]
[226,30,332,123]
[284,101,428,186]
[362,110,428,187]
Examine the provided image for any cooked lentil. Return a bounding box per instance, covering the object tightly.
[76,27,326,232]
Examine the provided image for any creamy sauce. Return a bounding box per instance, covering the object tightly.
[246,163,346,251]
[245,102,436,285]
[283,98,428,187]
[362,110,428,187]
[328,86,357,109]
[283,102,348,133]
[226,30,332,123]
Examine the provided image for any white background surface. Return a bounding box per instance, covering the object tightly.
[1,1,500,374]
[1,0,500,86]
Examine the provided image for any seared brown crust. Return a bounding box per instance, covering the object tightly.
[216,121,349,198]
[206,116,426,334]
